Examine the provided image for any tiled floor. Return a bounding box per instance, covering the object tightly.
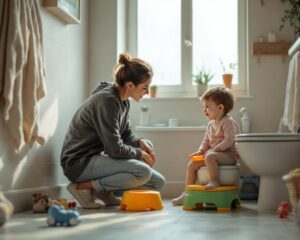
[0,200,299,240]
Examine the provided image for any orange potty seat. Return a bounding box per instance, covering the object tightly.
[120,190,163,211]
[190,155,204,161]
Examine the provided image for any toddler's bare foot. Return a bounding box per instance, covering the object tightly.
[171,192,185,206]
[204,181,220,190]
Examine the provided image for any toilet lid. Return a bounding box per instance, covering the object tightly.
[235,133,300,142]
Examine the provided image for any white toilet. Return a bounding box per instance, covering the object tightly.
[198,164,241,186]
[235,133,300,212]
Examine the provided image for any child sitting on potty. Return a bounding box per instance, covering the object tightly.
[172,87,240,206]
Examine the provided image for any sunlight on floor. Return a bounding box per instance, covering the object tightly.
[0,201,299,240]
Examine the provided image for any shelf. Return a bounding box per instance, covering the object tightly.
[252,42,291,56]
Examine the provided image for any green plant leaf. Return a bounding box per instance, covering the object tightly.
[279,0,300,36]
[193,67,214,85]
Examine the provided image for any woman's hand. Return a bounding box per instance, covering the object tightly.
[141,150,154,167]
[139,139,156,164]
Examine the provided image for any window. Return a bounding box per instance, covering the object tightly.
[138,0,181,86]
[127,0,247,97]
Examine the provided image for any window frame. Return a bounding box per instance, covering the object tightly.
[126,0,247,97]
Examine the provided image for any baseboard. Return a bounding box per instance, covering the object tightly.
[3,182,185,213]
[160,181,185,198]
[3,184,70,213]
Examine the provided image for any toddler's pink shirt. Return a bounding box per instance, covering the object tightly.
[199,115,240,158]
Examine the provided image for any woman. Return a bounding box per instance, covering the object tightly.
[61,53,165,208]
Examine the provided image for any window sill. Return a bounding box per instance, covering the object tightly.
[138,88,253,100]
[135,126,206,132]
[138,95,254,101]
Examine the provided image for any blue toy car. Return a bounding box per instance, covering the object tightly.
[47,205,80,227]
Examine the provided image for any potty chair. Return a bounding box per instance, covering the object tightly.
[120,190,163,211]
[198,164,241,187]
[183,164,241,211]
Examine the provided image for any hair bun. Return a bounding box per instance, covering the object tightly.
[119,53,132,65]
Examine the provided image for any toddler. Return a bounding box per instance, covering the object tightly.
[172,87,240,206]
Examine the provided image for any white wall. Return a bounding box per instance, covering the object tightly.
[0,0,89,212]
[88,0,118,89]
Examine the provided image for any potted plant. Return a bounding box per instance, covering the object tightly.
[219,58,237,89]
[149,85,157,98]
[279,0,300,37]
[193,67,214,97]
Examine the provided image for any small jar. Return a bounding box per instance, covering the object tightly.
[139,107,149,126]
[267,32,277,42]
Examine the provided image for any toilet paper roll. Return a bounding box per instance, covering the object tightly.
[267,32,276,42]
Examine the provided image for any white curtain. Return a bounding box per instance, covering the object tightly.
[0,0,46,151]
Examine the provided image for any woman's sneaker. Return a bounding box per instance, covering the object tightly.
[67,183,103,209]
[93,191,121,206]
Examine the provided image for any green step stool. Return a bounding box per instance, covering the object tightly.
[183,185,240,211]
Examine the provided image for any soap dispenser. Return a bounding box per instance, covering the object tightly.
[239,107,250,133]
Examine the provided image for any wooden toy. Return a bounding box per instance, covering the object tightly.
[48,198,76,209]
[32,193,49,213]
[32,193,77,213]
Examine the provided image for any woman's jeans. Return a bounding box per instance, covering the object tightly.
[75,141,165,194]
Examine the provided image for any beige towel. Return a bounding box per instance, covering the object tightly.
[282,51,300,133]
[0,0,46,151]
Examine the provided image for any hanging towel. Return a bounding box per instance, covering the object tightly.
[0,0,46,151]
[282,51,300,133]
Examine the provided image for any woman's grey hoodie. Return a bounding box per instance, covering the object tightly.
[60,82,141,182]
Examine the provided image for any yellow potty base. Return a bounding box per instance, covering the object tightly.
[120,190,163,211]
[183,185,240,211]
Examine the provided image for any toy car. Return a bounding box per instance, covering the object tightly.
[47,205,80,227]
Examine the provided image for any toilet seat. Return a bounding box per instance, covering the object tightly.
[235,133,300,142]
[198,164,240,186]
